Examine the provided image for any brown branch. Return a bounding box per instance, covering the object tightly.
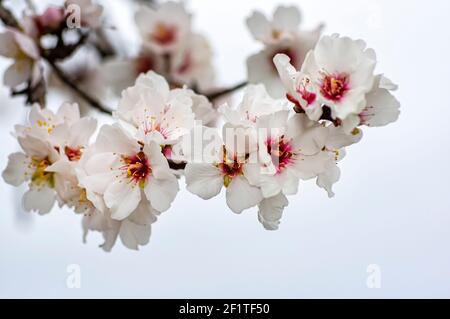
[206,81,247,101]
[47,59,112,114]
[168,160,186,171]
[0,1,20,29]
[92,28,116,58]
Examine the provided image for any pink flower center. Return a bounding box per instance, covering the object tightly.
[65,146,83,162]
[121,151,151,188]
[152,23,177,45]
[216,147,244,187]
[267,136,293,174]
[218,160,243,179]
[320,73,349,102]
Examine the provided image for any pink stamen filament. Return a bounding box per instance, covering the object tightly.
[320,72,349,102]
[267,136,294,174]
[121,151,151,187]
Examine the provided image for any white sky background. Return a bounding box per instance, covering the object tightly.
[1,0,450,298]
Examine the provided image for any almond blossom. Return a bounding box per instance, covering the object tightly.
[246,6,322,97]
[79,123,179,220]
[2,135,59,214]
[77,146,159,251]
[184,127,263,214]
[248,111,331,198]
[300,34,377,124]
[274,35,399,134]
[0,28,41,89]
[3,103,97,214]
[135,1,191,55]
[115,71,197,158]
[101,2,215,96]
[246,5,303,45]
[170,33,215,91]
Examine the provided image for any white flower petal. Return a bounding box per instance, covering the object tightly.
[119,219,152,251]
[272,6,302,31]
[259,174,284,199]
[294,151,334,180]
[317,162,341,198]
[78,152,119,194]
[104,179,141,220]
[82,211,120,252]
[363,85,400,127]
[273,53,297,94]
[145,173,179,213]
[287,113,328,155]
[185,163,223,200]
[68,117,97,147]
[257,193,289,230]
[226,176,263,214]
[23,187,56,215]
[57,102,80,125]
[95,124,137,155]
[18,135,53,158]
[281,168,300,195]
[13,30,40,59]
[246,11,271,42]
[2,152,30,186]
[4,60,32,88]
[326,125,363,150]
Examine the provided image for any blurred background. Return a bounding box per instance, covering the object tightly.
[1,0,450,298]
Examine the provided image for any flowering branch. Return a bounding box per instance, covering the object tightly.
[0,2,112,113]
[0,1,401,252]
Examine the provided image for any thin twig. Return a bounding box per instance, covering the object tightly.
[0,1,20,29]
[206,81,248,101]
[92,28,116,58]
[47,59,112,114]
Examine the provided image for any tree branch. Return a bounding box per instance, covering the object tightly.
[206,81,248,101]
[47,59,112,114]
[0,1,20,29]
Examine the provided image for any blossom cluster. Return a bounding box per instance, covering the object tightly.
[0,0,103,104]
[101,1,215,95]
[1,2,400,251]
